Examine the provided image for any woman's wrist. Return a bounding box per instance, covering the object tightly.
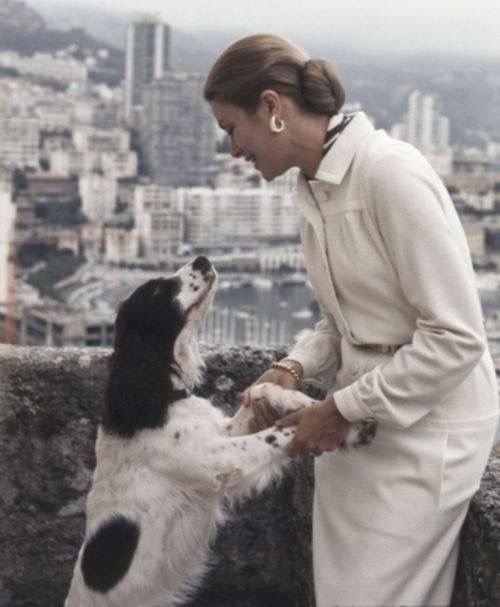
[271,358,304,386]
[320,395,348,423]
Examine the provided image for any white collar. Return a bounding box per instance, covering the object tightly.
[308,111,375,185]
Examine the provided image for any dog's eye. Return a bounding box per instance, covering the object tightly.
[152,285,163,296]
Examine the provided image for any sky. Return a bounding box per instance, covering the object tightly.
[62,0,500,56]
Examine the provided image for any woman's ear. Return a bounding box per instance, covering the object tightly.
[260,89,282,117]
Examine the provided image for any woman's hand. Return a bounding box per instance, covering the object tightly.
[276,396,350,457]
[241,360,303,432]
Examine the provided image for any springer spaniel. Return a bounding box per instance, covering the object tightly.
[65,256,317,607]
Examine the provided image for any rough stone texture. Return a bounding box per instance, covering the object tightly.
[452,455,500,607]
[0,344,498,607]
[0,345,314,607]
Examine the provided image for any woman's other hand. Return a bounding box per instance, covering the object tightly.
[276,396,350,457]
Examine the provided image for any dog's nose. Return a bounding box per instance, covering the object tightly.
[192,256,212,274]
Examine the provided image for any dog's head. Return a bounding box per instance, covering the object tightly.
[115,255,216,345]
[104,256,217,437]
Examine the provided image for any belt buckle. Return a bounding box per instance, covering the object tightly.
[379,344,393,354]
[367,343,399,355]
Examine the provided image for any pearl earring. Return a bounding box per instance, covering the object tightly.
[269,115,285,133]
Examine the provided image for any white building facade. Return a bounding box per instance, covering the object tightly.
[79,174,117,223]
[391,91,452,176]
[133,184,184,261]
[0,117,40,169]
[104,226,139,264]
[50,126,137,179]
[182,187,300,247]
[0,51,88,84]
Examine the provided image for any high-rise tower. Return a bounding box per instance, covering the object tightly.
[406,90,449,152]
[124,14,170,123]
[391,90,452,176]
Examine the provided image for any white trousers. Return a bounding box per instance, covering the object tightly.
[313,343,498,607]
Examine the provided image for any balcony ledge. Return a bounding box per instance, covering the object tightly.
[0,344,497,606]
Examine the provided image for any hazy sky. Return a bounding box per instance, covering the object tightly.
[71,0,500,56]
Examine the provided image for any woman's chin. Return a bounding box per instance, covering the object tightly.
[259,165,280,182]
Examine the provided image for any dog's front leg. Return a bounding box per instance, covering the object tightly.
[210,425,298,499]
[223,404,254,437]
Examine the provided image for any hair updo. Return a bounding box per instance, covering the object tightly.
[203,34,345,116]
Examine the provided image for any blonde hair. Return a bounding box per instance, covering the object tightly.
[204,34,345,116]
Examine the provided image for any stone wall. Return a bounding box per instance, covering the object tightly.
[0,344,498,607]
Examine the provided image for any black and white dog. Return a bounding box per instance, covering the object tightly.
[65,256,317,607]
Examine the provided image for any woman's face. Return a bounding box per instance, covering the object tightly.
[210,98,290,181]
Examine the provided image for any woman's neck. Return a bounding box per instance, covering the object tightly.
[289,113,330,179]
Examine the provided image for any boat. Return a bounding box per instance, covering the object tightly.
[280,272,307,286]
[292,308,313,319]
[252,277,273,289]
[236,305,257,318]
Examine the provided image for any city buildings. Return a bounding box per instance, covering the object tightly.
[50,126,138,178]
[124,14,171,123]
[182,186,300,247]
[1,9,500,353]
[0,303,115,347]
[141,71,217,187]
[0,116,40,169]
[133,184,183,261]
[79,174,117,222]
[391,90,452,176]
[0,51,88,84]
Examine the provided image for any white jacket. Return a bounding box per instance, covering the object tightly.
[288,112,498,429]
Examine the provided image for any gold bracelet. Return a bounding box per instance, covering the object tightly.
[271,361,302,385]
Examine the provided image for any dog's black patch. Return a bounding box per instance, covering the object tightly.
[265,434,277,444]
[81,515,140,593]
[356,419,378,446]
[192,255,211,274]
[103,276,187,438]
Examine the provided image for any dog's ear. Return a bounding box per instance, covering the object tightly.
[102,277,184,436]
[103,342,172,437]
[115,299,124,314]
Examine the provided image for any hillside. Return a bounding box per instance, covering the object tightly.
[0,0,45,30]
[0,0,123,84]
[27,0,220,74]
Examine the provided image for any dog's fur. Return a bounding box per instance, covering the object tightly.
[65,256,317,607]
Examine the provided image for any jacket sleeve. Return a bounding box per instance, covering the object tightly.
[287,304,342,390]
[333,152,486,428]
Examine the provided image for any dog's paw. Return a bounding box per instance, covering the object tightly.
[341,419,377,449]
[250,383,314,415]
[249,382,277,403]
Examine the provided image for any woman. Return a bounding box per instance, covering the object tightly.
[204,34,498,606]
